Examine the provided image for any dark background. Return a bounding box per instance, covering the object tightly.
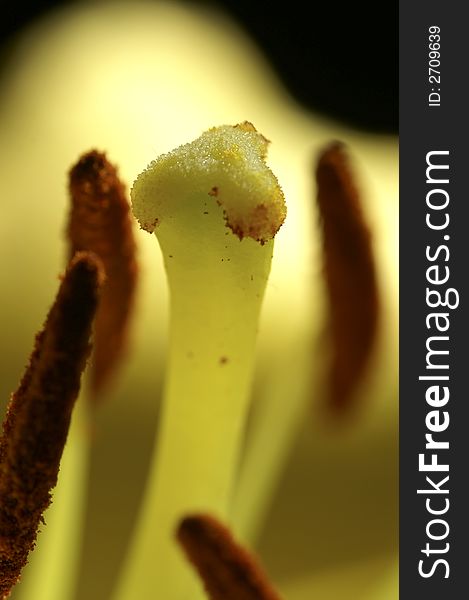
[0,0,397,134]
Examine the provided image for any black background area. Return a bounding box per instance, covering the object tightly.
[0,0,397,133]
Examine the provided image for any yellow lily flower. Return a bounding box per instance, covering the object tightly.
[0,2,398,599]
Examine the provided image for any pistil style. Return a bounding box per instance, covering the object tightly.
[116,122,285,599]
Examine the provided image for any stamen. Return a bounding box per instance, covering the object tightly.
[68,151,138,396]
[316,142,379,413]
[0,252,104,598]
[177,514,283,600]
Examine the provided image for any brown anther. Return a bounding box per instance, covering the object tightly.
[0,252,104,598]
[177,514,283,600]
[68,150,138,398]
[315,142,379,413]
